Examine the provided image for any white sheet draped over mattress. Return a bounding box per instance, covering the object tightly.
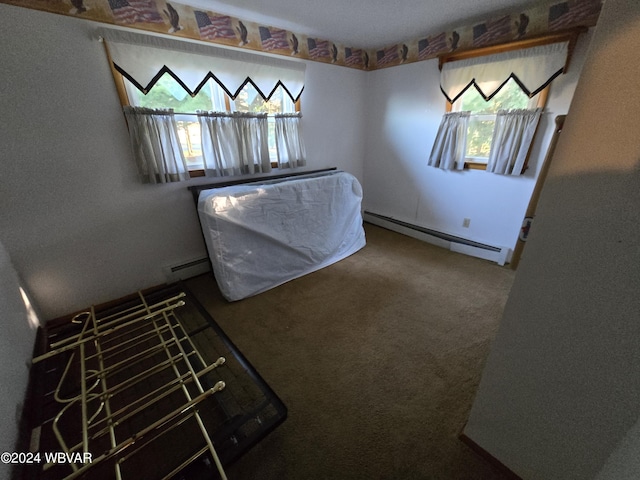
[197,171,366,301]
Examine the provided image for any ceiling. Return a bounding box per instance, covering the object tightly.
[181,0,542,50]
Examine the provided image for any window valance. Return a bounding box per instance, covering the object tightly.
[98,28,305,102]
[440,41,569,103]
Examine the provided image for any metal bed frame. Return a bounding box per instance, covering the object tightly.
[25,283,287,480]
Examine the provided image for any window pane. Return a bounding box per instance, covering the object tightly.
[175,115,203,169]
[232,84,294,114]
[459,78,531,114]
[455,78,533,161]
[268,86,296,113]
[466,118,495,159]
[124,76,227,171]
[281,90,295,113]
[125,74,226,111]
[233,84,267,113]
[233,84,295,163]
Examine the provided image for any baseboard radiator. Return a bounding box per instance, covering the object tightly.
[363,211,510,266]
[163,211,509,283]
[163,257,211,282]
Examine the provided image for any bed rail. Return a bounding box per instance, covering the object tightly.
[187,167,337,204]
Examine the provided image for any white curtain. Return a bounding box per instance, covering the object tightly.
[428,111,470,170]
[487,108,542,175]
[198,112,271,176]
[99,27,305,102]
[440,42,568,103]
[123,106,190,184]
[275,113,307,168]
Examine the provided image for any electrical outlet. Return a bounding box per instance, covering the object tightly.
[462,218,471,228]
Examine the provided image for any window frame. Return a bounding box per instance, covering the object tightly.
[445,84,548,171]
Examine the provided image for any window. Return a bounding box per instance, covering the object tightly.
[123,74,298,174]
[430,34,582,174]
[232,84,296,163]
[448,79,547,169]
[100,27,306,182]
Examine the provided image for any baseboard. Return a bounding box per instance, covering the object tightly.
[459,433,523,480]
[363,211,511,265]
[163,257,211,282]
[450,242,510,265]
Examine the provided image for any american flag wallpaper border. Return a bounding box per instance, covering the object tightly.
[1,0,602,71]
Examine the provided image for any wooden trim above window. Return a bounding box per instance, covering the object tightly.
[438,27,587,74]
[103,40,131,109]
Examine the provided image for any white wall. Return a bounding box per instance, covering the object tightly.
[0,3,366,320]
[463,0,640,478]
[0,240,40,479]
[361,32,591,253]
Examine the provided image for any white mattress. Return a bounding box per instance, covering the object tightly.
[197,171,366,301]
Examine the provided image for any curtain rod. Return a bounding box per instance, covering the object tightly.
[438,27,587,72]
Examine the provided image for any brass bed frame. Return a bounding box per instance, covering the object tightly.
[23,283,286,480]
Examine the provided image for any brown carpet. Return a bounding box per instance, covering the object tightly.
[186,223,516,480]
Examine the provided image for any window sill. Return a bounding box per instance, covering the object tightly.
[464,161,488,170]
[462,162,530,174]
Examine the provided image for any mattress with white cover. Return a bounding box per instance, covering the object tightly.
[197,171,366,301]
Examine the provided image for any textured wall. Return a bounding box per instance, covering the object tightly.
[0,3,366,320]
[361,29,591,254]
[463,0,640,477]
